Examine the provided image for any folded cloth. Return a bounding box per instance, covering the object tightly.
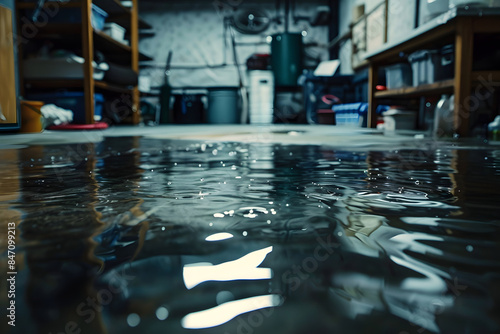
[41,104,73,128]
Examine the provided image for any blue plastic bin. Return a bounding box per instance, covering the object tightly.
[333,103,389,127]
[333,103,364,126]
[27,92,104,123]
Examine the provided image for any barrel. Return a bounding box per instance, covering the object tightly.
[271,33,303,87]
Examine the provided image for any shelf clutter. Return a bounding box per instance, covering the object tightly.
[366,6,500,137]
[16,0,153,125]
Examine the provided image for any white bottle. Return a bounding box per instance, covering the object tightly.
[433,94,455,138]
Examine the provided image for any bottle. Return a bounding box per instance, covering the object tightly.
[433,94,454,138]
[488,116,500,141]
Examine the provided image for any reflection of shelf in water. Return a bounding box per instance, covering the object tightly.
[374,79,454,99]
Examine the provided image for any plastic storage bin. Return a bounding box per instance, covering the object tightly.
[103,23,126,43]
[91,5,108,30]
[248,71,274,124]
[26,92,104,123]
[408,49,441,86]
[385,63,412,89]
[333,103,390,127]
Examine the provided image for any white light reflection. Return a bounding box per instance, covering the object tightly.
[205,232,234,242]
[183,246,273,289]
[181,294,281,329]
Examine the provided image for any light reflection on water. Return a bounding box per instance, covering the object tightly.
[0,137,499,334]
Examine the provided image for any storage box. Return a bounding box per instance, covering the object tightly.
[333,103,365,126]
[333,103,390,127]
[91,5,108,31]
[408,49,440,86]
[385,63,412,89]
[103,23,126,43]
[26,92,104,123]
[383,109,417,131]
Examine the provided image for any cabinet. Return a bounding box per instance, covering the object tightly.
[367,7,500,137]
[16,0,153,124]
[0,3,19,130]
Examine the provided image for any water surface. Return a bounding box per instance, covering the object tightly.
[1,136,500,334]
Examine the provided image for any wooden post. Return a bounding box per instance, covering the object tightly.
[453,17,473,137]
[0,6,18,125]
[130,0,140,124]
[82,0,95,124]
[368,63,379,128]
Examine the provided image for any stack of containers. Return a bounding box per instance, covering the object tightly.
[408,45,454,86]
[248,71,274,124]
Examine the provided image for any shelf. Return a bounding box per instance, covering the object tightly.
[374,79,454,99]
[25,79,134,93]
[93,0,151,29]
[25,23,151,64]
[17,0,143,125]
[94,28,132,53]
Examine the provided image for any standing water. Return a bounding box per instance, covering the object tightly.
[1,136,500,334]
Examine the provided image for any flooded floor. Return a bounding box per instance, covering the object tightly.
[1,126,500,334]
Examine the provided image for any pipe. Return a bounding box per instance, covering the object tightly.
[284,0,290,33]
[229,26,249,124]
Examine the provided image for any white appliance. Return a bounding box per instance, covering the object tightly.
[248,70,274,124]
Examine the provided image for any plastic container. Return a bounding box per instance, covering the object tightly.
[26,92,104,123]
[433,94,455,138]
[248,71,274,124]
[383,109,417,131]
[207,88,239,124]
[488,115,500,141]
[91,5,108,30]
[385,63,412,89]
[103,23,126,43]
[333,103,365,126]
[449,0,490,8]
[408,49,441,86]
[20,101,44,133]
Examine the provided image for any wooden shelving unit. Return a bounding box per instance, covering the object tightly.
[366,8,500,137]
[374,79,454,99]
[17,0,153,124]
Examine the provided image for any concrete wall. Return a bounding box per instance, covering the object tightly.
[138,0,330,88]
[338,0,418,74]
